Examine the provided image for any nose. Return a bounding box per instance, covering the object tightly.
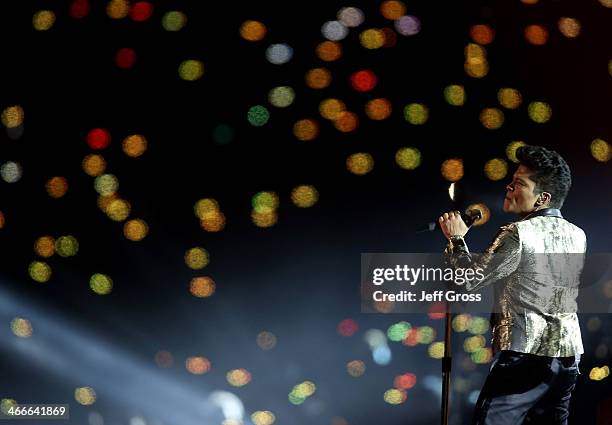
[506,183,514,192]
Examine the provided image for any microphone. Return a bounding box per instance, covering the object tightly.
[416,209,483,233]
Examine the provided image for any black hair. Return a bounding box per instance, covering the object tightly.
[515,145,572,209]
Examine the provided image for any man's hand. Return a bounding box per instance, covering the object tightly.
[438,211,469,240]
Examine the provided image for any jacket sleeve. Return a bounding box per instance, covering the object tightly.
[444,223,521,292]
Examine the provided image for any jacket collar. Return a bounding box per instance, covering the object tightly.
[521,207,563,221]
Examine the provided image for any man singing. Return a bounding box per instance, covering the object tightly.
[439,146,585,424]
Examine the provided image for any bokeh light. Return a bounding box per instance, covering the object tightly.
[464,43,489,78]
[305,68,332,89]
[464,335,486,353]
[337,318,359,337]
[366,98,392,120]
[319,98,346,120]
[226,368,252,387]
[395,16,421,36]
[525,25,548,45]
[334,111,359,132]
[240,20,266,41]
[498,88,522,109]
[75,387,96,406]
[70,0,89,19]
[82,154,107,176]
[35,236,55,257]
[468,316,490,334]
[395,147,422,170]
[351,70,377,92]
[381,1,406,20]
[293,119,319,141]
[404,103,429,125]
[558,17,580,38]
[33,10,56,31]
[252,210,277,228]
[441,159,464,182]
[346,153,374,175]
[471,347,493,364]
[316,41,342,61]
[90,273,113,295]
[256,331,277,350]
[444,85,465,106]
[95,174,119,196]
[484,158,508,181]
[56,235,79,257]
[46,177,68,198]
[130,2,153,22]
[1,161,23,183]
[29,261,51,282]
[179,60,204,81]
[600,0,612,7]
[589,366,610,381]
[322,21,348,41]
[200,211,226,232]
[268,86,295,108]
[387,321,411,341]
[266,43,293,65]
[252,191,279,213]
[591,138,611,162]
[107,0,130,18]
[155,350,174,368]
[189,277,215,298]
[123,219,149,241]
[347,360,366,377]
[0,211,5,229]
[1,106,24,128]
[528,101,552,123]
[248,105,270,126]
[122,135,147,157]
[186,356,211,374]
[87,128,111,150]
[384,389,406,405]
[470,24,495,45]
[251,411,276,425]
[185,247,210,269]
[10,318,33,338]
[506,141,527,163]
[428,341,445,359]
[115,48,136,69]
[359,29,385,49]
[338,7,364,28]
[194,198,220,219]
[394,373,417,390]
[479,107,504,130]
[213,124,235,145]
[162,11,187,31]
[290,185,319,208]
[381,28,398,48]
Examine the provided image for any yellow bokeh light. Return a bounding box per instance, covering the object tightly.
[466,203,491,227]
[590,139,611,162]
[293,381,316,398]
[464,59,489,78]
[334,111,359,132]
[29,261,51,282]
[463,335,486,353]
[444,85,465,106]
[162,11,187,31]
[293,119,319,141]
[107,0,130,19]
[506,141,527,163]
[186,356,211,374]
[319,99,346,120]
[347,153,374,175]
[600,0,612,6]
[383,388,406,405]
[257,331,277,350]
[380,1,406,20]
[589,366,610,381]
[360,29,385,49]
[484,158,508,181]
[497,88,522,109]
[365,98,392,120]
[1,400,17,416]
[316,41,342,61]
[194,198,220,219]
[75,387,96,406]
[46,176,68,199]
[190,277,216,298]
[98,194,119,212]
[201,211,226,232]
[404,103,429,125]
[528,101,552,123]
[10,318,33,338]
[95,174,119,195]
[465,43,487,60]
[35,236,55,257]
[305,68,332,89]
[33,10,55,31]
[251,411,276,425]
[185,247,210,269]
[290,185,319,208]
[90,273,113,295]
[122,135,147,157]
[227,368,252,387]
[106,199,131,221]
[441,159,464,182]
[558,17,580,38]
[347,360,366,377]
[480,108,504,129]
[1,106,24,128]
[123,219,149,241]
[252,210,277,228]
[428,341,445,359]
[82,154,107,176]
[179,60,204,81]
[395,147,422,170]
[253,191,279,213]
[240,20,267,41]
[471,347,493,364]
[56,235,79,257]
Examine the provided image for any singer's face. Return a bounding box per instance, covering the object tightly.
[503,165,540,215]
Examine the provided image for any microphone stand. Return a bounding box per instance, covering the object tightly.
[441,306,452,425]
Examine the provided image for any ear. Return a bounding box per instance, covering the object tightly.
[537,192,552,205]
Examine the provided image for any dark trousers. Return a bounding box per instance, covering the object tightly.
[473,350,579,425]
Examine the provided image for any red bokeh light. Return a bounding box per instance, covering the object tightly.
[394,373,417,390]
[350,70,378,92]
[70,0,90,19]
[337,318,359,337]
[87,128,111,150]
[116,48,137,69]
[130,2,153,22]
